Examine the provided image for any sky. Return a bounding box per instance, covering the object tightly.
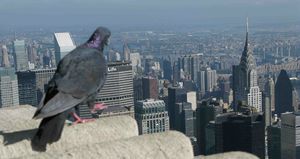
[0,0,299,29]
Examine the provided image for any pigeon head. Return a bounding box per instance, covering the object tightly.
[86,27,111,51]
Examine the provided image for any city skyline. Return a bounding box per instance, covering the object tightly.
[1,1,300,157]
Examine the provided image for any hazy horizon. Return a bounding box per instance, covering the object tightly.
[0,0,299,30]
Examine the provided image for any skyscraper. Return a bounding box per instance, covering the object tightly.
[129,52,141,75]
[13,40,28,71]
[275,70,296,116]
[197,67,217,93]
[174,102,199,155]
[168,86,187,129]
[267,124,281,159]
[214,112,265,158]
[281,112,300,159]
[54,32,76,65]
[78,62,134,118]
[133,77,143,103]
[1,45,10,67]
[27,43,38,66]
[263,96,272,127]
[232,19,262,112]
[205,67,217,92]
[0,68,19,108]
[197,70,206,93]
[144,58,153,75]
[265,77,275,112]
[142,76,158,100]
[174,102,194,137]
[123,43,130,61]
[219,77,232,105]
[196,100,223,155]
[162,59,172,81]
[135,99,169,134]
[187,91,197,111]
[17,68,56,106]
[178,53,202,81]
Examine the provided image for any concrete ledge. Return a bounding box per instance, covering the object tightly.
[19,131,194,159]
[195,152,259,159]
[0,106,138,159]
[0,105,40,132]
[1,106,260,159]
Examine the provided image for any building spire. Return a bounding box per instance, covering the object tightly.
[246,17,249,34]
[240,17,256,69]
[244,17,249,52]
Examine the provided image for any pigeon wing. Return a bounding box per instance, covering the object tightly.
[33,47,107,119]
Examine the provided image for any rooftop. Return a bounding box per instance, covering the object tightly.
[54,32,76,47]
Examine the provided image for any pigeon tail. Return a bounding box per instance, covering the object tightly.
[31,113,66,152]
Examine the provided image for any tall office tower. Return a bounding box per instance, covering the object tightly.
[197,70,206,93]
[232,19,262,112]
[49,49,56,68]
[168,86,187,129]
[133,77,143,103]
[129,52,141,75]
[205,121,217,155]
[275,70,297,116]
[0,68,19,108]
[115,52,121,61]
[108,49,115,62]
[144,58,153,75]
[196,100,223,155]
[183,80,197,92]
[291,78,300,111]
[123,43,130,61]
[162,59,172,81]
[265,77,275,112]
[281,112,300,159]
[263,96,272,127]
[205,67,217,92]
[174,102,199,155]
[1,45,10,67]
[267,124,281,159]
[214,112,265,158]
[13,40,28,71]
[135,99,169,135]
[197,67,217,93]
[78,62,134,119]
[172,61,180,84]
[54,32,76,65]
[219,77,231,104]
[43,50,51,68]
[142,76,158,100]
[187,91,197,111]
[178,54,202,81]
[27,43,38,65]
[191,54,202,82]
[174,102,194,137]
[17,68,56,106]
[129,52,142,67]
[178,55,191,79]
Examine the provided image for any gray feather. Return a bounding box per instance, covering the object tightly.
[34,92,84,119]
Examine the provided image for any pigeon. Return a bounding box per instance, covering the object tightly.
[31,27,111,152]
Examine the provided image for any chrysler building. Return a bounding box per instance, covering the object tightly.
[232,18,262,112]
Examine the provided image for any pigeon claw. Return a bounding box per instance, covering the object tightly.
[71,112,95,125]
[91,103,107,113]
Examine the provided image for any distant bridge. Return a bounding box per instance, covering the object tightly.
[257,60,300,74]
